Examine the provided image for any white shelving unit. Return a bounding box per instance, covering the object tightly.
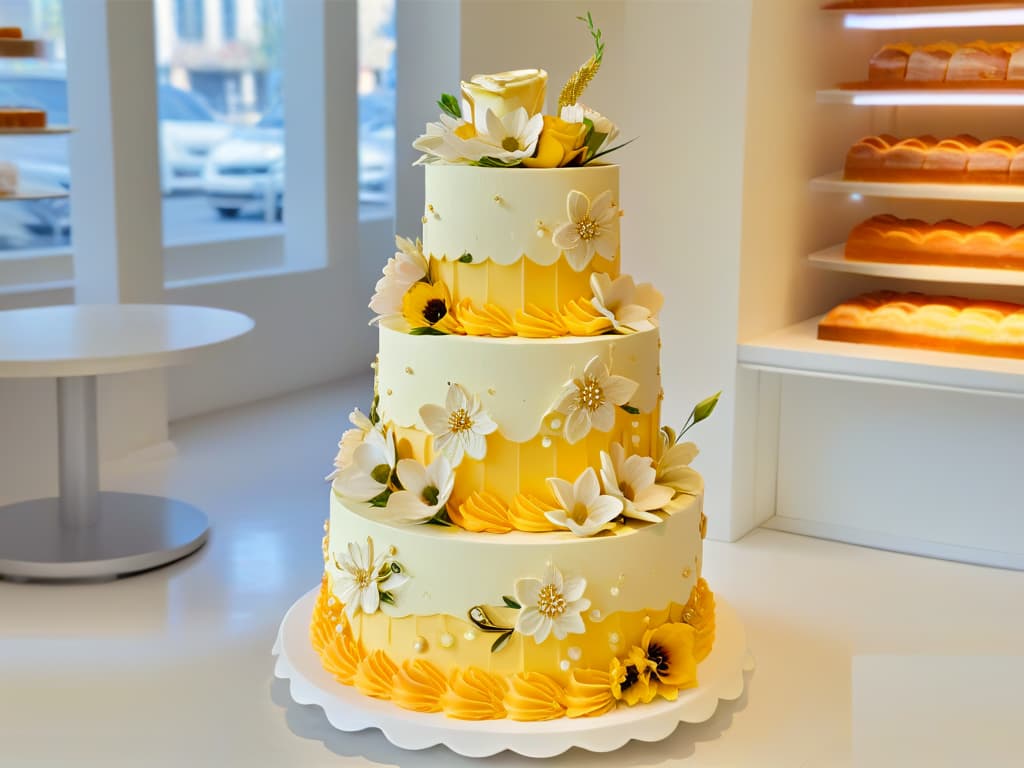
[731,0,1024,571]
[818,88,1024,106]
[0,37,71,207]
[807,244,1024,285]
[811,172,1024,202]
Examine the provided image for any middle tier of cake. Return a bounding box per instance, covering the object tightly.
[376,320,662,508]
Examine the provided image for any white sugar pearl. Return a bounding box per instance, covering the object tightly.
[631,434,641,446]
[609,586,620,597]
[335,624,345,634]
[550,418,562,429]
[609,632,621,646]
[589,609,603,622]
[559,660,571,672]
[413,636,428,653]
[541,437,552,448]
[464,630,477,641]
[327,597,336,606]
[568,647,582,661]
[440,632,454,649]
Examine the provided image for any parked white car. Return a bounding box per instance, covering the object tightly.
[202,92,395,219]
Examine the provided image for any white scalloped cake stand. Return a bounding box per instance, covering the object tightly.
[272,585,754,758]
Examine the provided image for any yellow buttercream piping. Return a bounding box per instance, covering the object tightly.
[565,668,616,718]
[310,576,344,653]
[682,578,716,663]
[441,667,509,720]
[514,303,569,338]
[456,298,516,337]
[562,297,614,336]
[391,659,449,713]
[353,649,399,700]
[504,672,568,721]
[508,493,561,532]
[449,490,513,533]
[321,633,365,685]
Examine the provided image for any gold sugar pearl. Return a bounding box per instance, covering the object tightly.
[682,567,692,579]
[386,388,393,396]
[427,204,435,213]
[440,632,455,649]
[487,387,496,396]
[389,546,398,556]
[421,216,428,224]
[493,194,503,204]
[404,366,414,375]
[413,636,428,653]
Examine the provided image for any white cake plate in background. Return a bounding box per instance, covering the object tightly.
[272,585,754,758]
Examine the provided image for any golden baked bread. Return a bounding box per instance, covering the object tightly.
[819,291,1024,359]
[0,108,46,128]
[845,215,1024,270]
[844,134,1024,184]
[869,43,913,82]
[906,42,958,82]
[826,1,1003,7]
[855,41,1024,88]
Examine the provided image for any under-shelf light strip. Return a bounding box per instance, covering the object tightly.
[851,91,1024,106]
[845,9,1024,30]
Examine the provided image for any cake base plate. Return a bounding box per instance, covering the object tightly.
[271,585,754,758]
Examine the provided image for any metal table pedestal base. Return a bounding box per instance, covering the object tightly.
[0,492,209,580]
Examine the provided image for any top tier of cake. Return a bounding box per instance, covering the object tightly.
[422,164,621,319]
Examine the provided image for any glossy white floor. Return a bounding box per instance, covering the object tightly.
[1,377,1022,767]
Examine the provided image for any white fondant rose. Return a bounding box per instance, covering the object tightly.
[461,69,548,132]
[369,236,428,322]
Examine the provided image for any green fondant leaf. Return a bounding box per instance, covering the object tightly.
[620,404,640,415]
[458,252,473,263]
[438,93,461,119]
[409,326,446,336]
[491,630,514,654]
[379,590,396,606]
[502,595,521,610]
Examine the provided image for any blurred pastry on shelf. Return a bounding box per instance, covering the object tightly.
[854,41,1024,88]
[0,107,46,128]
[846,215,1024,270]
[844,134,1024,184]
[0,161,17,196]
[819,291,1024,359]
[0,26,44,57]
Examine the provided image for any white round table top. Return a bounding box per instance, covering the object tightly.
[0,304,254,378]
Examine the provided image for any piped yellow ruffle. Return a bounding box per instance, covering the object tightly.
[457,299,516,337]
[681,578,716,663]
[514,303,569,338]
[562,297,614,336]
[391,659,449,713]
[565,668,616,718]
[441,668,508,720]
[353,649,398,699]
[505,672,568,721]
[310,576,344,653]
[508,493,561,532]
[321,632,365,685]
[449,490,513,533]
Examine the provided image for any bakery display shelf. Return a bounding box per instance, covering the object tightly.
[824,3,1024,30]
[811,172,1024,202]
[808,244,1024,285]
[0,125,70,135]
[738,316,1024,397]
[818,88,1024,106]
[0,186,68,201]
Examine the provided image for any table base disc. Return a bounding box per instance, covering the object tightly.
[0,492,209,580]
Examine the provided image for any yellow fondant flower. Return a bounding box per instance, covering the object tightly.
[402,281,464,335]
[553,354,638,444]
[609,647,657,706]
[461,69,548,132]
[641,622,698,700]
[419,382,498,466]
[522,115,588,169]
[550,189,618,271]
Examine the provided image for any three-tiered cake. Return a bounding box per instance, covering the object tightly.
[312,19,718,722]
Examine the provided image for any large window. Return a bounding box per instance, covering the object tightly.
[358,0,396,220]
[0,0,69,255]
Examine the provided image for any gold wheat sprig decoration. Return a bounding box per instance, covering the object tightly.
[558,12,604,110]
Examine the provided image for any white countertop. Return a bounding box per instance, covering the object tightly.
[1,378,1021,767]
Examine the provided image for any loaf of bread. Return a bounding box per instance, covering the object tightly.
[819,291,1024,359]
[844,134,1024,184]
[846,215,1024,270]
[826,1,1004,7]
[857,41,1024,88]
[0,108,46,128]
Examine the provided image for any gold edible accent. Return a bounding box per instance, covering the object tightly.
[404,366,413,375]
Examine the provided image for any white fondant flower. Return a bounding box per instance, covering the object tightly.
[419,383,498,467]
[554,355,639,445]
[551,189,618,271]
[369,236,428,322]
[413,104,499,166]
[544,467,623,537]
[380,455,455,525]
[590,272,664,333]
[656,439,703,495]
[514,562,590,644]
[326,407,374,480]
[332,536,408,618]
[476,107,544,163]
[333,427,396,501]
[599,443,675,523]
